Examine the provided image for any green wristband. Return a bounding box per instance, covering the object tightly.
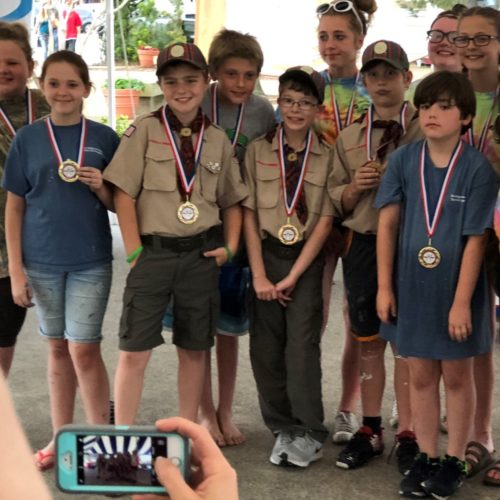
[224,245,233,263]
[126,245,143,264]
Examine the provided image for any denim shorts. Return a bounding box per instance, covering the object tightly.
[25,263,112,343]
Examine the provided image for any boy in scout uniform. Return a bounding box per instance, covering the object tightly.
[328,40,422,470]
[243,66,333,468]
[104,42,247,425]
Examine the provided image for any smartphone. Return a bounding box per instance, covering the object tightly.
[56,424,189,495]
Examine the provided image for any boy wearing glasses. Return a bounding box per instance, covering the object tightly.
[328,41,421,470]
[243,67,333,468]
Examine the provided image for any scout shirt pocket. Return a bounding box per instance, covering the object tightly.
[199,159,222,203]
[304,167,328,215]
[143,142,177,192]
[255,164,280,209]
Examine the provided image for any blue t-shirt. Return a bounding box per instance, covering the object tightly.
[375,140,498,360]
[2,118,120,271]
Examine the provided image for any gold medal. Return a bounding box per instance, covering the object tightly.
[180,127,192,137]
[365,160,383,171]
[278,223,300,245]
[287,152,297,162]
[58,159,79,182]
[177,200,199,224]
[418,246,441,269]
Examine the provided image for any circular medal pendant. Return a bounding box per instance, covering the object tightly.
[278,223,300,245]
[58,159,79,182]
[287,152,298,162]
[418,246,441,269]
[180,127,192,137]
[365,160,383,171]
[177,201,199,225]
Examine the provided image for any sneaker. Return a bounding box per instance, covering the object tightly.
[400,453,440,498]
[421,455,466,500]
[282,433,323,468]
[332,411,359,444]
[336,425,384,469]
[394,430,420,475]
[390,400,399,428]
[269,431,293,466]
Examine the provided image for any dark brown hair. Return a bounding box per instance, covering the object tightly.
[0,21,33,66]
[459,6,500,37]
[40,50,91,88]
[318,0,377,36]
[430,3,466,28]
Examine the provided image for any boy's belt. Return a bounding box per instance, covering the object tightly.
[262,234,305,260]
[141,226,221,253]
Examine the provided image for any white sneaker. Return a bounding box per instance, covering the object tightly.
[269,431,293,466]
[332,411,359,444]
[389,400,399,429]
[284,433,323,468]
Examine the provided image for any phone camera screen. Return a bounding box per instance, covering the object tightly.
[76,434,167,486]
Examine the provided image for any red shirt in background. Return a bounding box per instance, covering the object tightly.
[66,10,82,39]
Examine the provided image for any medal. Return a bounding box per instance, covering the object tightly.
[466,85,499,153]
[419,140,463,269]
[46,117,86,182]
[210,83,245,148]
[180,127,192,137]
[0,90,35,138]
[287,152,297,162]
[276,126,312,244]
[177,200,199,224]
[325,72,359,133]
[161,106,205,224]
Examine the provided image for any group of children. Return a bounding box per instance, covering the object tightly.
[0,1,499,498]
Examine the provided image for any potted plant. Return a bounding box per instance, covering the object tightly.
[137,42,160,68]
[102,78,146,118]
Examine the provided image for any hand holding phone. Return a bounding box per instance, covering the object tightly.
[133,417,238,500]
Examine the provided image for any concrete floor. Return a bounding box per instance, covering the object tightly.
[7,226,500,500]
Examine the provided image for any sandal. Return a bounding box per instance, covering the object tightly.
[35,449,55,471]
[465,441,495,478]
[484,460,500,487]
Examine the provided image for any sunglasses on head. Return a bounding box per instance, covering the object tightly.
[316,1,364,34]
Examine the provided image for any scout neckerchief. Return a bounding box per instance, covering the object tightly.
[418,139,464,269]
[46,116,87,183]
[161,105,205,225]
[0,89,35,138]
[324,71,359,133]
[276,125,312,245]
[466,86,499,153]
[365,101,408,168]
[210,83,245,148]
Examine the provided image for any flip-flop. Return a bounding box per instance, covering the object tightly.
[465,441,495,478]
[35,450,56,471]
[484,460,500,487]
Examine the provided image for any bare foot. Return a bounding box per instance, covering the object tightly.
[200,415,226,447]
[217,411,245,446]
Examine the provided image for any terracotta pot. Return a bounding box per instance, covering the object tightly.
[137,47,160,68]
[102,88,141,118]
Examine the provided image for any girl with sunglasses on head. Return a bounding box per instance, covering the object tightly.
[315,0,375,446]
[454,6,500,488]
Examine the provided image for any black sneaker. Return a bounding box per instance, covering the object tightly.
[395,430,420,475]
[335,425,384,469]
[400,453,439,498]
[421,455,466,500]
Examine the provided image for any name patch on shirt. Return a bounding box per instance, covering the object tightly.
[123,125,137,138]
[450,194,466,203]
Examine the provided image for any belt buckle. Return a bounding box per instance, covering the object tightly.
[176,236,196,252]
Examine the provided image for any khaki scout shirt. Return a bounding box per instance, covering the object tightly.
[103,109,248,237]
[242,129,334,241]
[0,90,50,278]
[328,103,423,234]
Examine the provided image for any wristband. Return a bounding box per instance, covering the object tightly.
[224,245,233,263]
[126,245,143,264]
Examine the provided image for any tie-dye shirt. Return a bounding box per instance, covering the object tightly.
[314,70,371,146]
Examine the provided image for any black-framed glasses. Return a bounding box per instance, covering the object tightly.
[453,34,499,48]
[316,1,364,33]
[427,30,459,44]
[278,97,317,111]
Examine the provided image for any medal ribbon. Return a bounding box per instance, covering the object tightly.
[161,105,204,195]
[419,140,463,240]
[466,85,499,153]
[277,126,312,217]
[325,72,359,133]
[365,101,408,162]
[0,90,35,137]
[210,83,244,147]
[45,116,87,165]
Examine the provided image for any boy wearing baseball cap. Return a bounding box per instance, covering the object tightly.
[104,43,247,425]
[243,66,333,468]
[328,40,422,470]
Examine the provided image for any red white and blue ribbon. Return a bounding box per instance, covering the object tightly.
[161,105,204,194]
[210,83,244,147]
[46,116,87,165]
[419,139,463,240]
[466,86,499,153]
[277,126,312,217]
[325,71,359,133]
[0,89,34,137]
[365,101,408,162]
